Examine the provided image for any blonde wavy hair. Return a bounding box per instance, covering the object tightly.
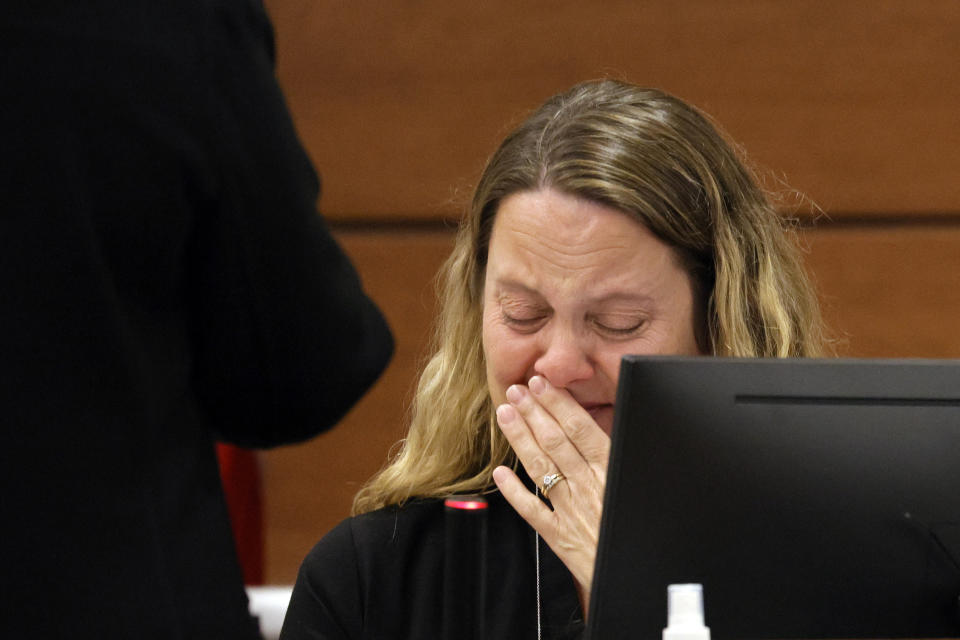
[353,80,827,514]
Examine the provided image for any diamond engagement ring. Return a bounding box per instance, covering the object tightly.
[542,472,565,499]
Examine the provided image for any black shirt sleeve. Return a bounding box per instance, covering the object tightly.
[189,0,393,447]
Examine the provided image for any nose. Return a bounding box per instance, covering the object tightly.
[533,325,595,388]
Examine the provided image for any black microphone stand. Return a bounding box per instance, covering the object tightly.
[443,495,488,640]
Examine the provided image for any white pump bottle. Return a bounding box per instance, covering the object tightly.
[662,583,711,640]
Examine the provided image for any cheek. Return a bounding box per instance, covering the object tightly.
[482,321,537,404]
[661,310,704,356]
[595,346,633,391]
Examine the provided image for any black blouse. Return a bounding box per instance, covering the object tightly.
[281,492,585,639]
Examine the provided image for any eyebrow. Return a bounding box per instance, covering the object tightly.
[493,279,656,307]
[493,280,540,297]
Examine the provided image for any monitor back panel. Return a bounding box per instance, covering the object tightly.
[588,357,960,639]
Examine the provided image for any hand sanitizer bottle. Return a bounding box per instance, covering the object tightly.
[663,584,711,640]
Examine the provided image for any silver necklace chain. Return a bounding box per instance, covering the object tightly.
[535,489,542,640]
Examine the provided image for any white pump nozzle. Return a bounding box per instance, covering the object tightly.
[663,583,710,640]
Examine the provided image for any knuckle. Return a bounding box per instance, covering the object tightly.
[529,454,552,475]
[562,411,592,440]
[539,429,567,454]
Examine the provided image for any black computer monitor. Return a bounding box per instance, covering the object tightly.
[587,356,960,639]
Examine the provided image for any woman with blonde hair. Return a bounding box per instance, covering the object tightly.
[281,79,826,640]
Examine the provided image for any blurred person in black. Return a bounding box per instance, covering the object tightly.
[0,1,393,637]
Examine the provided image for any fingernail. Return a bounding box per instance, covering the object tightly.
[505,385,523,404]
[496,404,516,424]
[528,376,545,395]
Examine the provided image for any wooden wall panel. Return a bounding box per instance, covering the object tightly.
[803,224,960,357]
[261,222,960,583]
[263,0,960,220]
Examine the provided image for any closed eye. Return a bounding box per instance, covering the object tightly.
[498,293,550,332]
[591,315,645,337]
[502,311,548,332]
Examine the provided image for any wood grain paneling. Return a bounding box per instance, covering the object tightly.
[261,222,960,584]
[802,223,960,357]
[263,0,960,220]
